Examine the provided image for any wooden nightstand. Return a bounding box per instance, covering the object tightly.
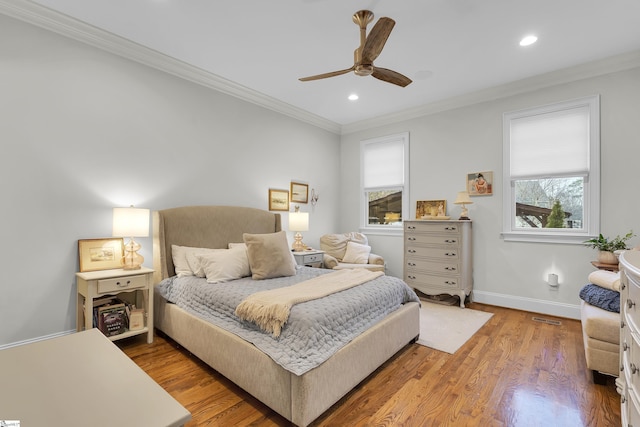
[76,267,154,343]
[292,250,324,268]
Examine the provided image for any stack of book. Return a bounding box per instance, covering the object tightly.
[92,297,143,337]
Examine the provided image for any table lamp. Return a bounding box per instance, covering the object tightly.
[112,206,150,270]
[453,191,473,220]
[289,206,309,252]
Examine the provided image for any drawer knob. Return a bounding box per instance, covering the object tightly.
[444,239,457,243]
[116,280,131,288]
[628,299,636,309]
[408,249,416,253]
[445,252,456,257]
[622,321,626,329]
[444,227,457,231]
[445,267,457,271]
[408,262,416,267]
[408,275,416,280]
[624,342,630,351]
[408,226,416,229]
[445,280,456,285]
[408,237,416,241]
[621,283,626,291]
[631,363,638,374]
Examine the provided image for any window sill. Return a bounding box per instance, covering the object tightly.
[360,226,404,237]
[501,231,591,245]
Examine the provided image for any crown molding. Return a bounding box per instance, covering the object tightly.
[0,0,342,134]
[3,0,639,137]
[341,50,640,135]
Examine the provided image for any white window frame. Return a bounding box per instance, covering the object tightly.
[502,95,600,244]
[360,132,410,235]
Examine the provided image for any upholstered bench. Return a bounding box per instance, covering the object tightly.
[579,270,621,384]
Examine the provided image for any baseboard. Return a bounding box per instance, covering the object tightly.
[473,290,581,320]
[0,329,75,350]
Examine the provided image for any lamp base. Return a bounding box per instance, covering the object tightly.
[122,238,144,270]
[292,232,306,252]
[458,216,471,221]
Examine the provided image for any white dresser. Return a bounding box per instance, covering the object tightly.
[620,250,640,426]
[403,220,473,308]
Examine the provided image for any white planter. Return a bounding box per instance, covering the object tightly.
[597,250,618,265]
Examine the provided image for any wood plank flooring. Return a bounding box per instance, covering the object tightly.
[118,303,621,426]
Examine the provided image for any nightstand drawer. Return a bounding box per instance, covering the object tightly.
[98,274,147,294]
[301,253,323,263]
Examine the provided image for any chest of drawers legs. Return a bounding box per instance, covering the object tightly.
[403,220,472,308]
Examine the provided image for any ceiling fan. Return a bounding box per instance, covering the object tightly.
[299,10,412,87]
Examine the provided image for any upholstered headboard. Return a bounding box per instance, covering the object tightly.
[152,206,282,283]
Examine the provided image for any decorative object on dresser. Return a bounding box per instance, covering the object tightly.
[319,232,385,272]
[112,206,150,270]
[289,205,309,251]
[416,199,447,219]
[453,191,473,220]
[76,267,154,343]
[292,249,324,268]
[404,220,473,308]
[619,250,640,424]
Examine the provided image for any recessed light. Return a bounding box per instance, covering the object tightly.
[348,94,359,101]
[519,35,538,47]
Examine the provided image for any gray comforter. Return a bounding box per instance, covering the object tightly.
[157,267,420,375]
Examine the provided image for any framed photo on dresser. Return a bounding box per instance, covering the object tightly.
[78,238,124,272]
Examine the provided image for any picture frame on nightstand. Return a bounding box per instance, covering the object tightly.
[78,238,124,272]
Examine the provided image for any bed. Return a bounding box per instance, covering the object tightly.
[152,205,421,426]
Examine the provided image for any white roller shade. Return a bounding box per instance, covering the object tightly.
[510,105,589,178]
[363,139,404,188]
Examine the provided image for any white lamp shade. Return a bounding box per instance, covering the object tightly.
[453,191,473,205]
[289,212,309,232]
[112,207,150,237]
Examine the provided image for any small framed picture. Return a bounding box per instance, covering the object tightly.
[416,200,447,218]
[268,188,289,211]
[290,181,309,204]
[78,238,124,272]
[467,171,493,196]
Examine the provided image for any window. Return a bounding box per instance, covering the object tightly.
[502,95,600,243]
[361,132,409,233]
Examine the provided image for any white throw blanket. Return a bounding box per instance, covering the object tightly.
[235,269,384,337]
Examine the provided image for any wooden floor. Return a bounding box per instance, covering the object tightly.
[118,303,621,426]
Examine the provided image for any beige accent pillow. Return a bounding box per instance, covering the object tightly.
[171,245,224,277]
[197,246,251,283]
[243,231,297,280]
[341,241,372,264]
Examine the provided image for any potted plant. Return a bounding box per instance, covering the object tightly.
[583,231,635,264]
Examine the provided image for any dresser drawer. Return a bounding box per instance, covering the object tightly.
[405,234,460,246]
[405,222,461,234]
[406,246,459,260]
[97,274,147,294]
[405,271,459,289]
[406,258,459,275]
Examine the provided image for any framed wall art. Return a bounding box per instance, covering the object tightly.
[290,181,309,204]
[416,200,447,218]
[78,238,124,272]
[268,188,289,211]
[467,171,493,196]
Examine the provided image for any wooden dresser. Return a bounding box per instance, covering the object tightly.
[620,250,640,426]
[403,220,473,308]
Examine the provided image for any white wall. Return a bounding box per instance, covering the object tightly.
[0,15,340,347]
[340,67,640,319]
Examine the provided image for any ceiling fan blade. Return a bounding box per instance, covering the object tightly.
[371,67,412,87]
[299,67,354,82]
[362,17,395,63]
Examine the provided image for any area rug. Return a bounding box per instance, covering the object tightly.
[416,300,493,354]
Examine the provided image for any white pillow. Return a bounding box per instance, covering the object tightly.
[341,241,372,264]
[171,245,224,277]
[198,246,251,283]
